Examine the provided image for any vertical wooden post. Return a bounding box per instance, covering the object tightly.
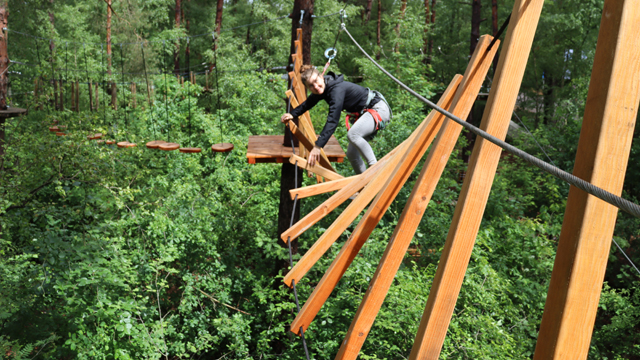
[533,1,640,359]
[409,1,544,359]
[335,35,499,360]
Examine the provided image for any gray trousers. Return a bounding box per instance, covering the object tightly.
[346,101,391,174]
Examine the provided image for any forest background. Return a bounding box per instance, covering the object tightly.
[1,0,639,358]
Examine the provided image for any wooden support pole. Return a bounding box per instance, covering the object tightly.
[290,175,359,200]
[408,1,545,358]
[533,1,640,359]
[285,75,462,326]
[290,154,344,181]
[281,146,401,243]
[288,120,336,172]
[335,35,499,360]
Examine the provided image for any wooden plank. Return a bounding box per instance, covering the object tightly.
[290,154,344,182]
[335,35,499,360]
[246,135,345,164]
[286,89,316,138]
[281,145,403,244]
[289,71,308,104]
[284,75,463,322]
[288,121,337,172]
[408,1,545,358]
[533,1,640,359]
[290,175,359,200]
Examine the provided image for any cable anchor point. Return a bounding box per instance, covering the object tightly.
[299,10,305,25]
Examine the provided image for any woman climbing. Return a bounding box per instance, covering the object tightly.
[281,65,391,174]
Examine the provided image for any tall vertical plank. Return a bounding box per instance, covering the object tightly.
[335,35,499,360]
[533,1,640,359]
[409,1,545,358]
[283,76,463,287]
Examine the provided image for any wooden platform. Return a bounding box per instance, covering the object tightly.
[247,135,345,164]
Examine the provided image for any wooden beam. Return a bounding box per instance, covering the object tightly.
[409,1,545,358]
[281,145,402,244]
[290,154,344,181]
[533,1,640,359]
[286,89,316,139]
[335,35,499,360]
[290,71,308,104]
[288,121,336,172]
[287,75,464,333]
[290,175,359,200]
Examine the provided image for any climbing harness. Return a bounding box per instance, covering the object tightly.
[344,90,391,131]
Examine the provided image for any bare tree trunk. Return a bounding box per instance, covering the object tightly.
[88,81,94,111]
[423,0,430,65]
[107,0,112,74]
[364,0,373,24]
[53,80,59,110]
[470,0,481,57]
[131,82,136,109]
[376,0,381,60]
[60,80,64,111]
[429,0,436,59]
[111,82,117,110]
[94,82,98,111]
[174,0,181,73]
[394,0,407,53]
[214,0,223,51]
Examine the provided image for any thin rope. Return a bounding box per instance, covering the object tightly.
[341,24,640,219]
[511,110,556,167]
[612,239,640,278]
[213,35,223,144]
[120,44,127,129]
[487,13,511,52]
[140,42,157,140]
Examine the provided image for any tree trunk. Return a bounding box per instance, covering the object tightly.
[131,82,136,109]
[423,0,430,65]
[0,5,7,156]
[213,0,223,52]
[70,81,74,111]
[394,0,408,52]
[376,0,382,60]
[111,82,117,110]
[429,0,436,60]
[364,0,373,24]
[94,82,99,111]
[107,0,112,74]
[174,0,181,73]
[53,80,58,110]
[88,81,93,111]
[75,80,79,112]
[470,0,481,57]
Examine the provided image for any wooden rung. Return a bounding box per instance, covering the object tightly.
[335,34,499,360]
[289,71,308,104]
[288,74,464,336]
[288,121,336,172]
[289,154,344,182]
[282,142,405,243]
[290,175,358,200]
[286,90,316,140]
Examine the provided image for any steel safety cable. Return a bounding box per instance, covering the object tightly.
[283,56,312,360]
[341,24,640,219]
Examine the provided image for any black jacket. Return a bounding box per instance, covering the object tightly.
[289,72,369,148]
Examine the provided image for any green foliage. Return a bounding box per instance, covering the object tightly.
[2,0,640,358]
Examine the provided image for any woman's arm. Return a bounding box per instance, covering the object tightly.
[315,87,345,148]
